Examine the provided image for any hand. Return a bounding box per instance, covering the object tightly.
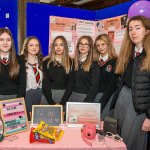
[142,118,150,132]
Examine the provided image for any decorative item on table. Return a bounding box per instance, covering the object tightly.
[0,115,4,142]
[81,123,96,146]
[30,127,55,144]
[103,116,118,135]
[33,121,64,141]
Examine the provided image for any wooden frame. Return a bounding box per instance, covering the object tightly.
[0,98,29,136]
[31,105,63,126]
[66,102,101,127]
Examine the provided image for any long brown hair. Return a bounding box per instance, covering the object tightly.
[0,27,19,79]
[74,35,93,72]
[93,34,117,61]
[115,15,150,74]
[44,36,71,74]
[21,36,43,70]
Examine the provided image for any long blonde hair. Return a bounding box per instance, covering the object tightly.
[116,15,150,74]
[21,36,43,70]
[93,34,117,61]
[44,36,71,74]
[0,27,19,79]
[74,35,93,72]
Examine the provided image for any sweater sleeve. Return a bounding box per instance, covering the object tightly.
[42,61,55,105]
[84,62,100,102]
[17,56,26,98]
[60,68,74,106]
[99,74,118,111]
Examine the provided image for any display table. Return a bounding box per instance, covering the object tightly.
[0,126,126,150]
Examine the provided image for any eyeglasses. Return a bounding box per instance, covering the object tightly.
[106,132,123,142]
[78,43,89,48]
[96,130,123,142]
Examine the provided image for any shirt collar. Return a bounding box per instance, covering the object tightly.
[135,46,143,53]
[99,54,108,62]
[0,54,9,60]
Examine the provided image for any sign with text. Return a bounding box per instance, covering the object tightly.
[0,98,29,136]
[66,102,101,128]
[32,105,63,126]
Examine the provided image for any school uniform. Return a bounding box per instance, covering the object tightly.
[41,59,74,106]
[0,55,26,100]
[110,47,149,150]
[25,59,43,120]
[94,54,117,119]
[69,61,100,102]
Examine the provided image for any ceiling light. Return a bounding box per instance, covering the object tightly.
[40,0,55,3]
[73,0,93,5]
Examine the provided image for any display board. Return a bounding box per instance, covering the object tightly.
[32,105,63,126]
[0,98,29,136]
[66,102,101,128]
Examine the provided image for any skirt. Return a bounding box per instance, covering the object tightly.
[0,94,17,101]
[41,89,65,104]
[69,92,86,102]
[94,93,113,120]
[25,88,42,121]
[114,86,148,150]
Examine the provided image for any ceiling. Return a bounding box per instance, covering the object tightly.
[40,0,130,11]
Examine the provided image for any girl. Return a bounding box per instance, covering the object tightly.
[41,36,73,106]
[69,35,99,102]
[0,27,26,100]
[93,34,117,119]
[110,16,150,150]
[21,36,43,120]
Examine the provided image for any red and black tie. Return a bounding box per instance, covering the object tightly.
[135,51,141,57]
[0,57,9,65]
[99,59,108,66]
[29,63,41,84]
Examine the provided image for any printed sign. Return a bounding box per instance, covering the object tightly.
[0,98,29,136]
[31,105,63,126]
[66,102,101,128]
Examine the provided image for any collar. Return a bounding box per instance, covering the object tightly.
[0,54,9,60]
[99,54,108,62]
[135,46,143,53]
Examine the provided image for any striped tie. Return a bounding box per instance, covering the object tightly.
[0,57,9,65]
[29,63,41,84]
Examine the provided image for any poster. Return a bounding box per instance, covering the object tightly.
[66,102,100,128]
[0,98,29,136]
[50,16,95,58]
[95,14,128,54]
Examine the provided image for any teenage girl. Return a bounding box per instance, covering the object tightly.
[0,27,26,100]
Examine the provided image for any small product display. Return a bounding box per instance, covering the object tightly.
[30,128,55,144]
[32,121,64,142]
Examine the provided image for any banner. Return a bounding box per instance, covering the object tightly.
[50,15,128,56]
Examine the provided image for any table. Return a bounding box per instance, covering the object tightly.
[0,126,126,150]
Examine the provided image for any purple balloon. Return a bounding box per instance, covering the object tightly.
[128,1,150,19]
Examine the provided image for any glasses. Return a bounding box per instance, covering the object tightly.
[96,130,123,142]
[78,43,89,48]
[106,132,123,142]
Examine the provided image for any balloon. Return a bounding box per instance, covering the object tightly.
[128,1,150,19]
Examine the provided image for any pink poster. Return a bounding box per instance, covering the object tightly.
[95,15,128,54]
[50,16,95,58]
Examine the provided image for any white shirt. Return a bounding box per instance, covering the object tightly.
[99,54,108,62]
[26,61,43,91]
[134,46,143,57]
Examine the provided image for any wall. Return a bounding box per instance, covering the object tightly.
[0,0,18,52]
[27,3,95,56]
[96,0,139,20]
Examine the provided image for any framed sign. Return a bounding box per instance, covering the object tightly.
[0,98,29,136]
[31,105,63,126]
[66,102,101,127]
